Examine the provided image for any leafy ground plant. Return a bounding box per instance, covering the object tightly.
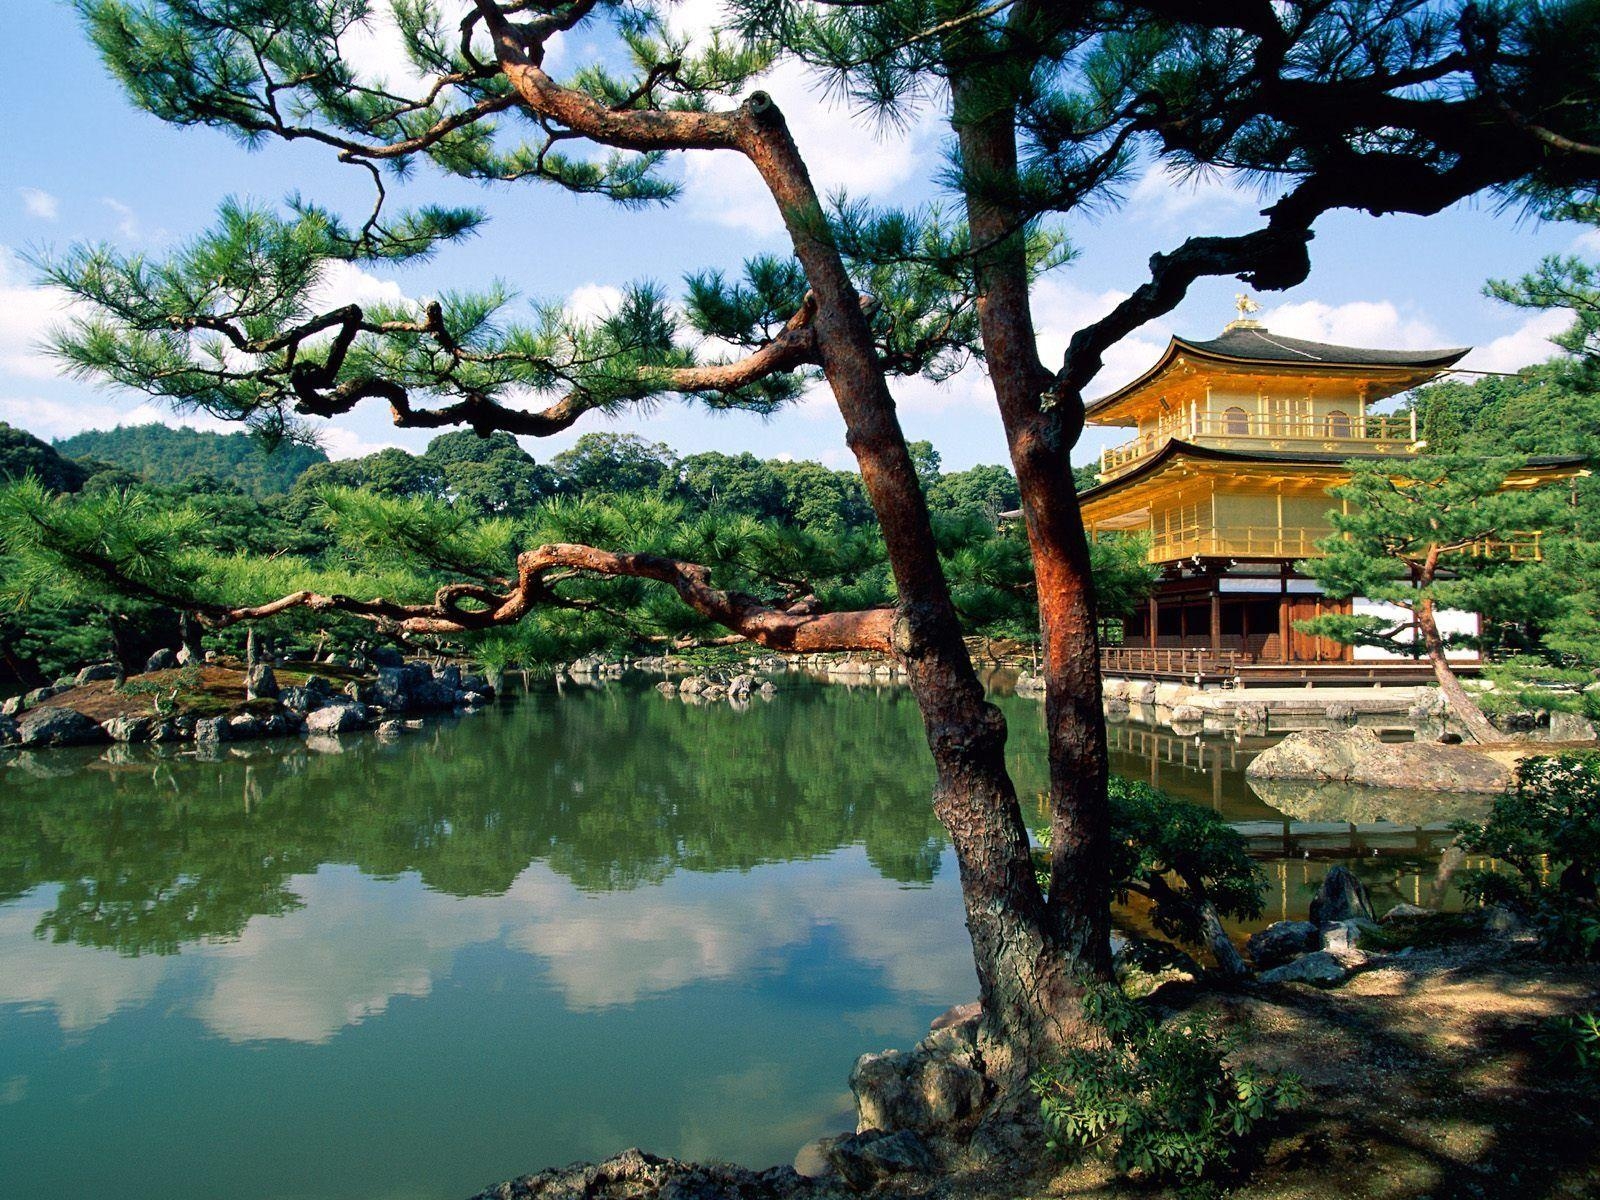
[1455,753,1600,960]
[1033,981,1303,1190]
[1535,1010,1600,1076]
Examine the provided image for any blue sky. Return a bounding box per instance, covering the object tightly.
[2,0,1593,472]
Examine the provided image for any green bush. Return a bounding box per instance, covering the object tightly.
[1033,981,1302,1187]
[1535,1010,1600,1076]
[1454,753,1600,960]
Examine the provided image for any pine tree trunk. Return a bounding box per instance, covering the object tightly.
[946,82,1114,981]
[1415,553,1498,743]
[742,101,1073,1072]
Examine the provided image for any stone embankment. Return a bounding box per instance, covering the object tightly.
[0,649,494,750]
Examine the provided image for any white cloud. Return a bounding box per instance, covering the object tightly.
[1572,227,1600,255]
[0,246,78,382]
[18,188,58,220]
[100,197,141,240]
[1265,299,1449,350]
[566,282,625,323]
[1457,308,1572,375]
[0,894,167,1033]
[318,425,407,461]
[1033,278,1171,397]
[1127,164,1258,224]
[309,259,413,311]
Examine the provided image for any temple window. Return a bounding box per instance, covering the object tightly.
[1223,406,1250,435]
[1326,410,1353,438]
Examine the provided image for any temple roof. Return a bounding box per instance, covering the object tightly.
[1085,327,1471,423]
[1076,439,1587,504]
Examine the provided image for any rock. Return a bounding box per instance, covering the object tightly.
[463,1148,804,1200]
[1309,865,1376,926]
[175,645,196,667]
[849,1046,985,1134]
[302,674,332,697]
[144,648,179,673]
[758,681,776,697]
[1170,703,1204,723]
[103,715,154,743]
[304,703,373,734]
[1235,701,1271,732]
[1104,696,1130,719]
[678,676,706,695]
[1321,918,1380,955]
[1246,726,1511,794]
[1259,950,1350,987]
[1325,701,1357,724]
[1014,672,1046,695]
[376,719,408,740]
[1482,903,1526,935]
[75,663,123,686]
[1550,711,1599,743]
[701,684,727,701]
[18,706,108,747]
[22,686,60,707]
[227,713,270,740]
[1,696,21,717]
[195,716,229,745]
[826,1130,935,1190]
[370,647,405,669]
[1381,902,1434,923]
[929,1001,982,1032]
[728,673,755,699]
[1246,727,1387,781]
[0,715,17,745]
[279,686,323,713]
[245,663,279,701]
[1246,920,1319,968]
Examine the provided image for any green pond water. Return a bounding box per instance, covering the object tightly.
[0,678,1480,1200]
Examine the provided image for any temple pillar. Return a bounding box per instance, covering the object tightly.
[1209,588,1221,653]
[1148,594,1158,650]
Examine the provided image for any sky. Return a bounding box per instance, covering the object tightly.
[1,0,1594,473]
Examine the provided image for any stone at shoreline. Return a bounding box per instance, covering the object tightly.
[1246,727,1511,793]
[1,696,21,717]
[103,715,154,743]
[1310,865,1376,926]
[826,1129,936,1190]
[376,719,408,740]
[195,716,228,745]
[370,647,405,669]
[850,1022,986,1135]
[75,663,123,686]
[1259,950,1350,987]
[18,706,108,748]
[1247,920,1318,969]
[464,1148,809,1200]
[1170,703,1204,724]
[0,714,17,745]
[655,681,676,695]
[22,686,60,708]
[1549,711,1598,743]
[305,703,373,734]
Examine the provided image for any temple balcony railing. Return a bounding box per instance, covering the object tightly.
[1455,531,1543,561]
[1146,523,1333,563]
[1099,413,1417,480]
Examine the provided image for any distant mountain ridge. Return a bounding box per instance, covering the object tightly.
[54,424,327,496]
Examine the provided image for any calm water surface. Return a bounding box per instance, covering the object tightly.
[0,679,1481,1199]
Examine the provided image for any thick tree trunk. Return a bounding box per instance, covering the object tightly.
[740,100,1074,1074]
[947,82,1114,980]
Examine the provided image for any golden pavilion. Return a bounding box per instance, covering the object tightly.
[1080,300,1580,682]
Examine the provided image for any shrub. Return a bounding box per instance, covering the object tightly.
[1454,753,1600,960]
[1033,981,1302,1187]
[1535,1010,1600,1076]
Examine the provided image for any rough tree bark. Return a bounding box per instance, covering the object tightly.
[1416,549,1500,744]
[946,58,1113,990]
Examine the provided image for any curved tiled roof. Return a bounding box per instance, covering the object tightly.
[1085,327,1471,419]
[1177,327,1469,369]
[1077,439,1587,502]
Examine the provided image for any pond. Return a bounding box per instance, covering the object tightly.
[0,678,1482,1200]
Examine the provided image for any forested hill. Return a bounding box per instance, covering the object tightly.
[54,424,327,496]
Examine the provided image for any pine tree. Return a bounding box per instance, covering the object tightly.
[32,0,1600,1067]
[1300,457,1572,742]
